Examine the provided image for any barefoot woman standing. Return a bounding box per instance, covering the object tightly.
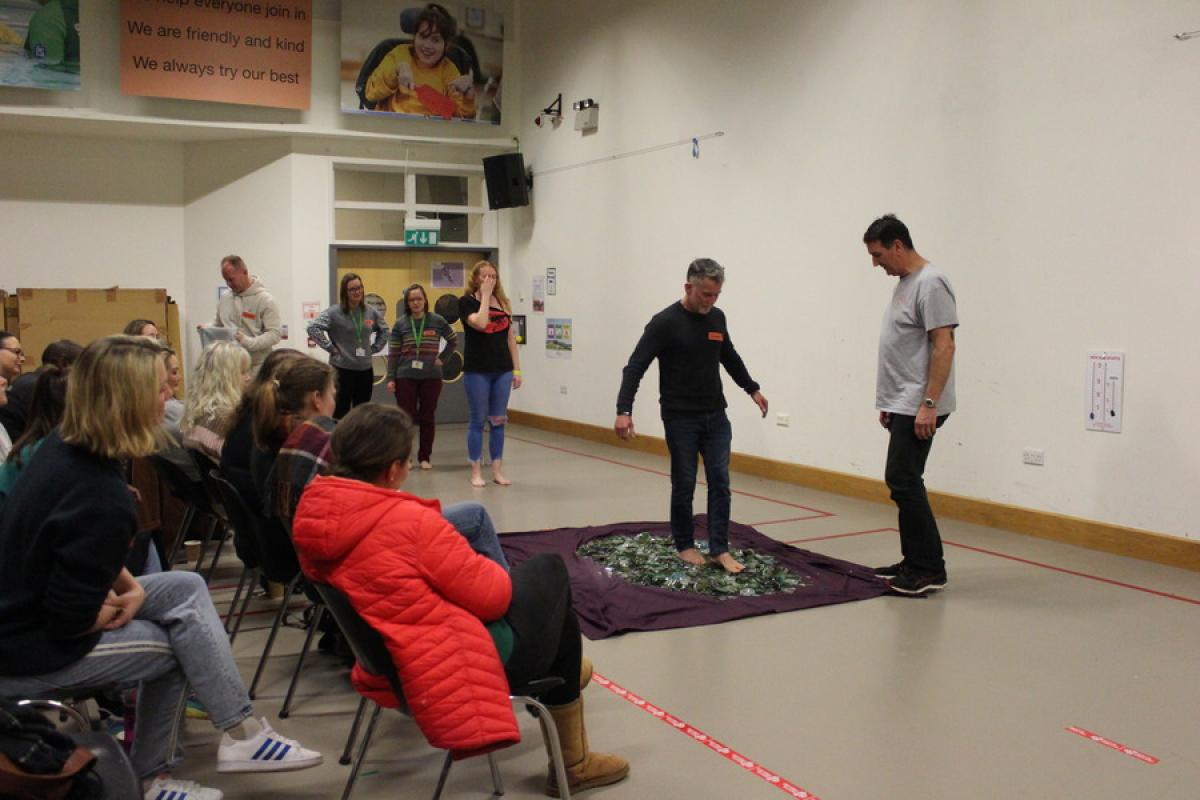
[459,261,521,488]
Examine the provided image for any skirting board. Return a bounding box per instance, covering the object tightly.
[508,410,1200,573]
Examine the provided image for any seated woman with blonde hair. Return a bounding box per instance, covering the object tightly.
[0,336,322,800]
[181,341,251,461]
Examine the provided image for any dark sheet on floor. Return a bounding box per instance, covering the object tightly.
[500,517,889,639]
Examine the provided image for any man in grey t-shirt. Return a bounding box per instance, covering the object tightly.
[864,214,958,596]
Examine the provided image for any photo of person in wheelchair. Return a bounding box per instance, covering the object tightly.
[358,3,478,120]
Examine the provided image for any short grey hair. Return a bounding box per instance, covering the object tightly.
[686,258,725,285]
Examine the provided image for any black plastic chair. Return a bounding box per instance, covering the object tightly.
[310,580,573,800]
[273,516,327,720]
[208,471,266,643]
[207,470,309,700]
[15,699,140,800]
[147,451,220,573]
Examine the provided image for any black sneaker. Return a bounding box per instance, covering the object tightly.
[887,567,947,596]
[873,562,905,578]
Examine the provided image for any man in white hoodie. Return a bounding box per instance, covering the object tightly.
[210,255,282,372]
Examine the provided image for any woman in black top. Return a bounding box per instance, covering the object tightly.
[458,260,522,487]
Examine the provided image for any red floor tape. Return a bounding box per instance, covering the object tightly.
[594,672,822,798]
[1066,726,1158,764]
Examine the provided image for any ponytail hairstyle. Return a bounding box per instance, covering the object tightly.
[330,404,414,484]
[251,355,334,449]
[233,348,305,421]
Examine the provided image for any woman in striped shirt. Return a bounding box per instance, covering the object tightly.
[387,283,457,469]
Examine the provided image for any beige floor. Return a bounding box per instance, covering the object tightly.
[179,423,1200,799]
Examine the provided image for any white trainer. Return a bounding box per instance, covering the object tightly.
[144,777,223,800]
[216,719,323,773]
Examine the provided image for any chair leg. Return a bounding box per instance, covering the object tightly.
[165,506,195,566]
[520,696,571,800]
[225,565,250,635]
[430,751,454,800]
[487,751,504,796]
[342,703,381,800]
[249,573,300,699]
[228,568,257,645]
[204,522,229,583]
[340,695,369,765]
[192,515,218,572]
[279,603,323,718]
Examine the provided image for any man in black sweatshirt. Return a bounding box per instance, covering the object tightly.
[614,258,768,573]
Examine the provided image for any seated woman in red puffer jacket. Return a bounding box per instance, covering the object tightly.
[292,403,629,797]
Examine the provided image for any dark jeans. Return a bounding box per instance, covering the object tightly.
[503,554,581,707]
[394,378,443,463]
[663,410,732,556]
[334,367,375,419]
[884,413,949,574]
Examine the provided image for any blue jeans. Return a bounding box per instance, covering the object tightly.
[0,571,252,779]
[442,501,510,571]
[464,371,513,462]
[663,410,732,556]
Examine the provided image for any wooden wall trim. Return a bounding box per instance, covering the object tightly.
[508,410,1200,572]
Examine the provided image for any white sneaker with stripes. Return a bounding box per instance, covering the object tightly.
[144,777,223,800]
[216,719,323,773]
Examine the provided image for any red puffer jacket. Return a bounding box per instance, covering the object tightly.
[293,475,518,756]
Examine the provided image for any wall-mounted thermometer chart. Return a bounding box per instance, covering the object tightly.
[1085,351,1124,433]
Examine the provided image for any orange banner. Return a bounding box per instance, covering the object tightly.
[120,0,312,110]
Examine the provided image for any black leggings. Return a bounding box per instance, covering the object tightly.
[334,367,375,419]
[503,554,582,707]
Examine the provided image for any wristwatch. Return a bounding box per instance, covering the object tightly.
[922,397,937,409]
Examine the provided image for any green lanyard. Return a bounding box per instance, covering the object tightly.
[351,309,366,345]
[409,314,427,355]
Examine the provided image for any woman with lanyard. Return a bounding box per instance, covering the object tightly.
[387,283,457,470]
[307,273,388,419]
[459,260,521,488]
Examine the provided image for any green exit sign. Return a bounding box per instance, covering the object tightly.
[405,229,440,246]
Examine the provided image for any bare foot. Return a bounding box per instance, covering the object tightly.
[470,464,486,487]
[419,461,433,470]
[676,548,707,566]
[713,552,745,574]
[492,473,511,486]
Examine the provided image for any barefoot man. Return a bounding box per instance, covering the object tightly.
[614,258,768,573]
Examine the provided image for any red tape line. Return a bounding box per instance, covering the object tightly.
[593,673,821,798]
[1066,726,1159,764]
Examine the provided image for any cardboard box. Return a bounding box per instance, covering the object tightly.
[14,289,181,393]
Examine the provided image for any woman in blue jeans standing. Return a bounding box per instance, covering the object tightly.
[459,260,521,487]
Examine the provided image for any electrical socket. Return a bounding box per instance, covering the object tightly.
[1022,448,1045,466]
[776,413,790,427]
[559,385,568,395]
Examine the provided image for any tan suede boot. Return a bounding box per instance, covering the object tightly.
[579,655,593,691]
[543,695,629,797]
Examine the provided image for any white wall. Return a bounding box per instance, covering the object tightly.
[3,0,1196,541]
[0,132,185,295]
[506,0,1200,540]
